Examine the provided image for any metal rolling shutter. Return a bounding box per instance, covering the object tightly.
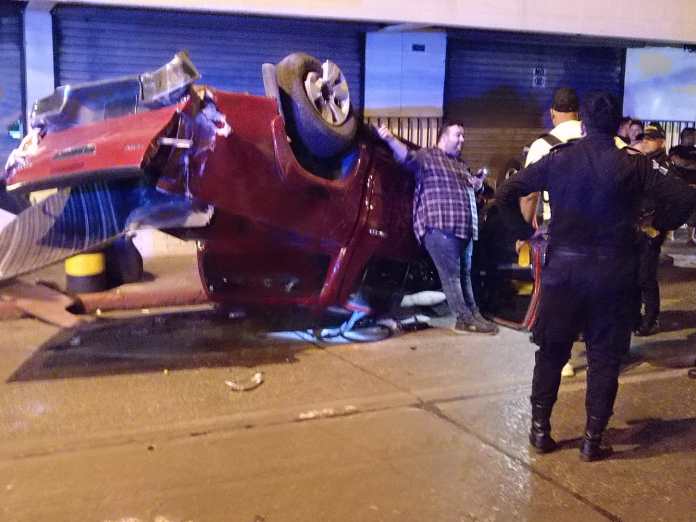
[53,6,374,111]
[0,4,24,163]
[445,34,624,173]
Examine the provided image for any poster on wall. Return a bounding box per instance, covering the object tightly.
[623,47,696,122]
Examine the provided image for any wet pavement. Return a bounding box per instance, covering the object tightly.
[1,243,696,521]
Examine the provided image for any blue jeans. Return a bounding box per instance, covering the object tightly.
[423,228,477,321]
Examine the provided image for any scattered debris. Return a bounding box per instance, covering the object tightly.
[0,279,89,328]
[102,518,182,522]
[297,405,358,421]
[147,445,156,451]
[69,336,81,347]
[225,371,264,392]
[409,345,417,351]
[400,290,446,308]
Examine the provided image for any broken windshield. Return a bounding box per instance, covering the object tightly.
[31,52,200,134]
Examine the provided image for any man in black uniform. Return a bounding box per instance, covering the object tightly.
[669,127,696,245]
[634,123,669,336]
[496,92,696,461]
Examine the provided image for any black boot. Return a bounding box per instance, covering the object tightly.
[579,416,613,462]
[529,402,557,454]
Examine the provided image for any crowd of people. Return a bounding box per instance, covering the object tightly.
[377,89,696,462]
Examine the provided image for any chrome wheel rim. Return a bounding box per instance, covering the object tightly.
[304,60,351,126]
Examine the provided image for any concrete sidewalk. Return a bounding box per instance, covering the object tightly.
[1,296,695,521]
[1,243,696,520]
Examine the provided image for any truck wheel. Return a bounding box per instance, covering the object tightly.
[276,52,357,158]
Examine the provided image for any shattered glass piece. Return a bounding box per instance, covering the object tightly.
[176,97,232,196]
[125,199,213,231]
[4,127,44,177]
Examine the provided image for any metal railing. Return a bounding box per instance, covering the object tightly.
[364,116,443,148]
[656,120,696,150]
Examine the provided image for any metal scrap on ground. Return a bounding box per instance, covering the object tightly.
[225,371,265,392]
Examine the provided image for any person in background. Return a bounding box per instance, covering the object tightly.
[668,128,696,245]
[521,87,583,225]
[377,122,498,335]
[521,87,583,378]
[669,127,696,159]
[632,123,669,336]
[634,122,667,161]
[496,92,696,461]
[628,119,644,146]
[617,116,632,145]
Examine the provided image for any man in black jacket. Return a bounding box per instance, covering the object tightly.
[496,92,696,461]
[633,123,669,336]
[669,127,696,245]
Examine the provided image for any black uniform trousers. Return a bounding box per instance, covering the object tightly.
[530,247,637,420]
[637,231,665,328]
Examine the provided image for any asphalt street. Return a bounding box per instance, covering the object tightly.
[1,244,696,521]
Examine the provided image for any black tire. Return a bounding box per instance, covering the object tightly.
[276,52,357,158]
[105,236,143,286]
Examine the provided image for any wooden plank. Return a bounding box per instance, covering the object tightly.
[0,279,88,328]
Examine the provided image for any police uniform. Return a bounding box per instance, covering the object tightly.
[635,148,670,335]
[497,131,696,459]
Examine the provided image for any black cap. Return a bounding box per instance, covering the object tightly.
[642,122,666,140]
[552,87,579,113]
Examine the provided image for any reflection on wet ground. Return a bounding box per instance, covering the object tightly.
[7,308,344,382]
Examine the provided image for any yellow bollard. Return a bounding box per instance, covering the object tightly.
[515,242,534,295]
[65,252,108,293]
[517,241,531,267]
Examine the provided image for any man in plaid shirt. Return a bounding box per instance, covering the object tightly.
[378,122,498,334]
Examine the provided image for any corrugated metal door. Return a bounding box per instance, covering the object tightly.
[0,4,24,163]
[445,36,624,176]
[53,5,375,111]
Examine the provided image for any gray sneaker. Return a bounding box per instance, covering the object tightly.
[453,317,498,335]
[472,311,500,334]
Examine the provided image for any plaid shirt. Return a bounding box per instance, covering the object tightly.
[403,147,482,242]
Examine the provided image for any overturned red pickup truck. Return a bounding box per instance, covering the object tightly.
[1,52,539,326]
